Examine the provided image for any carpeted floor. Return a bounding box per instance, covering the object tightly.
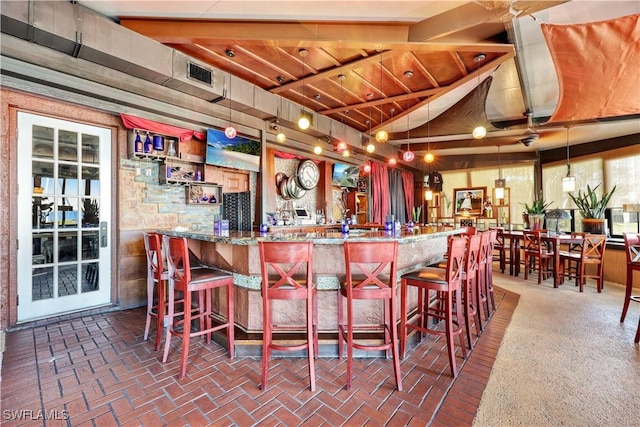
[474,274,640,427]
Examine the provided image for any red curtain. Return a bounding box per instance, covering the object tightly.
[371,161,389,224]
[541,13,640,123]
[401,170,414,223]
[120,114,206,141]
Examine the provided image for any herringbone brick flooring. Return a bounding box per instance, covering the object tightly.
[1,286,518,426]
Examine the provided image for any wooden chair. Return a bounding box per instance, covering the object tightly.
[559,231,587,285]
[621,233,640,343]
[162,235,235,379]
[485,229,498,313]
[461,234,482,348]
[401,237,467,378]
[490,227,512,274]
[258,241,318,392]
[339,240,402,391]
[142,232,167,351]
[476,231,492,320]
[560,234,607,293]
[522,230,555,284]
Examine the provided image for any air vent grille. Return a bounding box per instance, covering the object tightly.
[188,61,213,86]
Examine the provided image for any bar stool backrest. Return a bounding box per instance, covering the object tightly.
[143,232,164,280]
[344,241,398,292]
[624,233,640,264]
[465,234,481,276]
[446,237,466,286]
[163,235,192,290]
[258,241,314,293]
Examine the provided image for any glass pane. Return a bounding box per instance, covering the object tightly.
[58,129,78,162]
[56,197,79,228]
[82,133,100,164]
[33,197,55,230]
[33,232,53,264]
[81,231,99,259]
[57,164,78,195]
[32,160,55,195]
[81,199,100,228]
[81,166,100,197]
[82,263,99,292]
[58,264,78,296]
[32,125,54,159]
[58,231,78,262]
[32,266,54,301]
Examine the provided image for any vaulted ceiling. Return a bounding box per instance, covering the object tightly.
[78,0,640,169]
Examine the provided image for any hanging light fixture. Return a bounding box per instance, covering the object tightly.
[297,49,313,130]
[424,97,434,163]
[425,189,433,201]
[495,145,506,200]
[224,50,237,139]
[402,76,414,162]
[275,96,286,143]
[365,95,376,153]
[336,74,350,156]
[472,53,487,140]
[374,52,389,143]
[388,157,397,166]
[363,161,371,173]
[562,126,576,192]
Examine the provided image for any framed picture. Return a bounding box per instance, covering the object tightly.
[453,187,486,216]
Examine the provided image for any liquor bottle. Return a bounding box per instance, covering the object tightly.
[143,132,153,153]
[134,130,143,153]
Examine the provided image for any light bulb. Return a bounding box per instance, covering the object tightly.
[298,116,310,130]
[276,132,286,143]
[337,141,348,151]
[425,189,433,201]
[342,149,350,157]
[495,187,505,199]
[403,151,415,162]
[472,125,487,139]
[388,157,397,166]
[366,143,376,153]
[363,163,371,173]
[224,126,237,139]
[313,145,322,155]
[375,129,388,143]
[424,152,434,163]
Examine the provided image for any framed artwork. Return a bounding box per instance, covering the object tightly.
[453,187,486,216]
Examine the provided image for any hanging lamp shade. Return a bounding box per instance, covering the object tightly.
[425,189,433,201]
[494,145,505,199]
[472,53,486,140]
[298,110,312,130]
[375,129,389,143]
[562,127,576,192]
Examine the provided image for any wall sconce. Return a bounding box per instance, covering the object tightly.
[472,53,487,139]
[562,126,576,192]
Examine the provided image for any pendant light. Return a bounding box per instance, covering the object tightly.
[337,74,349,156]
[312,94,323,154]
[562,126,576,192]
[402,72,415,162]
[495,145,506,199]
[297,49,313,130]
[224,49,237,139]
[365,94,376,153]
[375,54,389,144]
[424,98,434,164]
[472,53,487,139]
[275,96,286,143]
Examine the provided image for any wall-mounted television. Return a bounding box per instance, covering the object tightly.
[332,163,360,188]
[205,128,260,172]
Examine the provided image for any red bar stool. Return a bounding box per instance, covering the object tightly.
[258,241,318,392]
[485,229,498,312]
[462,234,482,348]
[143,232,167,351]
[162,235,235,379]
[339,240,402,391]
[476,231,492,321]
[400,237,467,378]
[621,233,640,343]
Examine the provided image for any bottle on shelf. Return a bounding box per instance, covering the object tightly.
[143,132,153,153]
[167,139,177,157]
[134,130,143,153]
[195,170,202,181]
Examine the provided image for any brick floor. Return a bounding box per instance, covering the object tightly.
[1,286,518,426]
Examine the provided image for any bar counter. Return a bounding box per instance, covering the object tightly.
[159,226,461,336]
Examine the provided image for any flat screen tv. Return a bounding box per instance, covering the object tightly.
[205,128,261,172]
[332,163,360,188]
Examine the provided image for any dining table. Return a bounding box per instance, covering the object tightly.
[500,230,584,287]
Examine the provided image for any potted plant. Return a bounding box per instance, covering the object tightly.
[521,193,553,230]
[568,183,616,234]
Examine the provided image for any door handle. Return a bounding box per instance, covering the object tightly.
[100,221,108,248]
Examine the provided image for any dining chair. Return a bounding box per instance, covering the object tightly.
[258,241,318,392]
[162,235,235,379]
[339,240,402,391]
[490,227,512,274]
[620,233,639,339]
[560,234,607,292]
[559,231,587,285]
[400,237,467,378]
[522,230,555,284]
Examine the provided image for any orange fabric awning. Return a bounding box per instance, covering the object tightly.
[541,13,640,123]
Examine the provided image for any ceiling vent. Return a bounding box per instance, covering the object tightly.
[188,61,213,86]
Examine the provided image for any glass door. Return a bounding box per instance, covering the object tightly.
[17,112,112,322]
